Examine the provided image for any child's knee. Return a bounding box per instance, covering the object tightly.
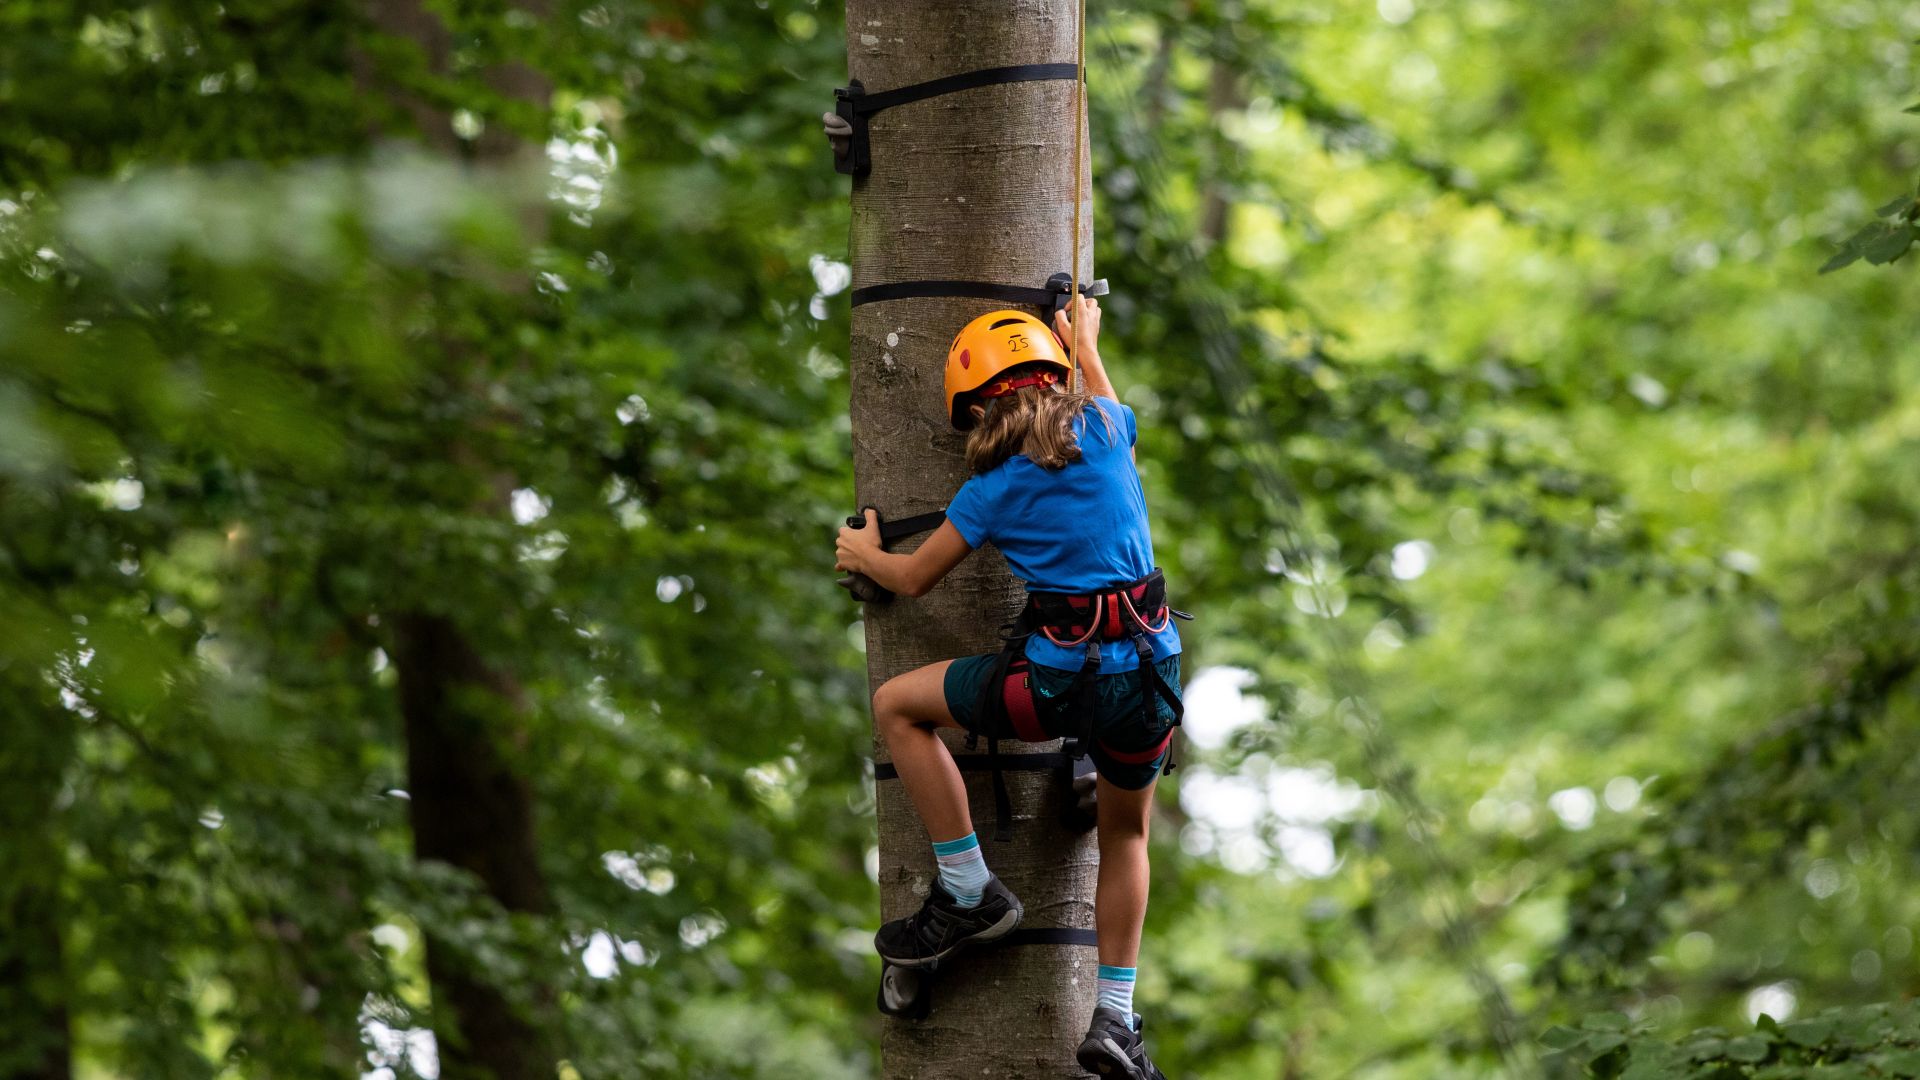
[872,677,917,732]
[1097,789,1154,844]
[1099,814,1151,845]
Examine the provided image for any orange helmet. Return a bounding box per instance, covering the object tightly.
[943,310,1071,430]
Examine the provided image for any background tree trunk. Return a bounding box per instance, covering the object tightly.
[359,4,558,1078]
[391,614,556,1080]
[0,683,73,1080]
[844,3,1098,1076]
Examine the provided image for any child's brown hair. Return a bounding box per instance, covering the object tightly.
[963,368,1117,473]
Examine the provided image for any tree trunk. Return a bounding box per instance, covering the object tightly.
[0,682,73,1080]
[844,4,1098,1077]
[1199,28,1243,250]
[391,614,556,1080]
[358,4,558,1078]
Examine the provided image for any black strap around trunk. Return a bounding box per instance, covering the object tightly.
[872,751,1082,782]
[845,63,1079,117]
[873,509,947,545]
[1001,926,1099,948]
[850,276,1108,310]
[833,64,1080,177]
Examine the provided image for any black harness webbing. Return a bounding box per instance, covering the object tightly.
[850,277,1110,310]
[971,570,1190,841]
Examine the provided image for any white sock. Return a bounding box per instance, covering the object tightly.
[932,833,989,908]
[1097,965,1137,1028]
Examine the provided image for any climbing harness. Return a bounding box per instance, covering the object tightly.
[971,568,1190,842]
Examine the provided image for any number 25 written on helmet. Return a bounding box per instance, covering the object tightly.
[944,310,1072,431]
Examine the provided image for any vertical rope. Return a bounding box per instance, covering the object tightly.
[1067,0,1087,391]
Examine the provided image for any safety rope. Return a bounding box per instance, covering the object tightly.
[1067,0,1087,391]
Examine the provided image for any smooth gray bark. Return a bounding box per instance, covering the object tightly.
[844,3,1097,1077]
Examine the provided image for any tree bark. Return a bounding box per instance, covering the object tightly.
[1200,28,1242,249]
[358,4,559,1078]
[0,681,73,1080]
[844,4,1098,1076]
[391,614,556,1080]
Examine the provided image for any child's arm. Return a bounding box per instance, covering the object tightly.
[835,511,973,599]
[1054,297,1135,460]
[1053,297,1116,401]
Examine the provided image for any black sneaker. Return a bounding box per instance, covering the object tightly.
[1076,1007,1168,1079]
[874,875,1022,969]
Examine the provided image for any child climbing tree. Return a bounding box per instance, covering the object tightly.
[840,1,1104,1075]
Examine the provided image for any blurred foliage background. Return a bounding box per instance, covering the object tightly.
[3,1,1919,1078]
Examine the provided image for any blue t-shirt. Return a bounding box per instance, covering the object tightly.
[945,398,1181,672]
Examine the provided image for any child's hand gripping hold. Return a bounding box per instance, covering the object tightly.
[835,508,883,578]
[1052,296,1117,402]
[835,508,972,601]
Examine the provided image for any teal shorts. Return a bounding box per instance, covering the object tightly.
[943,652,1183,791]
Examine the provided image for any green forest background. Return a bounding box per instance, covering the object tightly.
[4,1,1920,1077]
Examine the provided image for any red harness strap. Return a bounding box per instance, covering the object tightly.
[1100,728,1175,765]
[1000,658,1049,743]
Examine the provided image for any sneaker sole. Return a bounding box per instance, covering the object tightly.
[877,905,1022,969]
[1075,1039,1148,1080]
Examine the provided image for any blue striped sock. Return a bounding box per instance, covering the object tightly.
[932,833,989,908]
[1097,965,1137,1028]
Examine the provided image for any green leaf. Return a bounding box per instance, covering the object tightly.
[1621,1045,1687,1080]
[1820,249,1863,273]
[1687,1037,1729,1061]
[1583,1012,1633,1032]
[1822,235,1868,274]
[1875,194,1915,219]
[1542,1025,1590,1050]
[1871,1048,1920,1075]
[1587,1032,1629,1059]
[1726,1035,1772,1063]
[1863,224,1917,265]
[1781,1019,1836,1047]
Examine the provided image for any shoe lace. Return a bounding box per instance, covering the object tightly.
[906,894,963,948]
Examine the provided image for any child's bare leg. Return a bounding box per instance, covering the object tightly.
[1095,775,1155,968]
[872,661,974,842]
[1077,774,1161,1071]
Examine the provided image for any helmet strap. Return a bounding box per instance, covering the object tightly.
[977,370,1061,399]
